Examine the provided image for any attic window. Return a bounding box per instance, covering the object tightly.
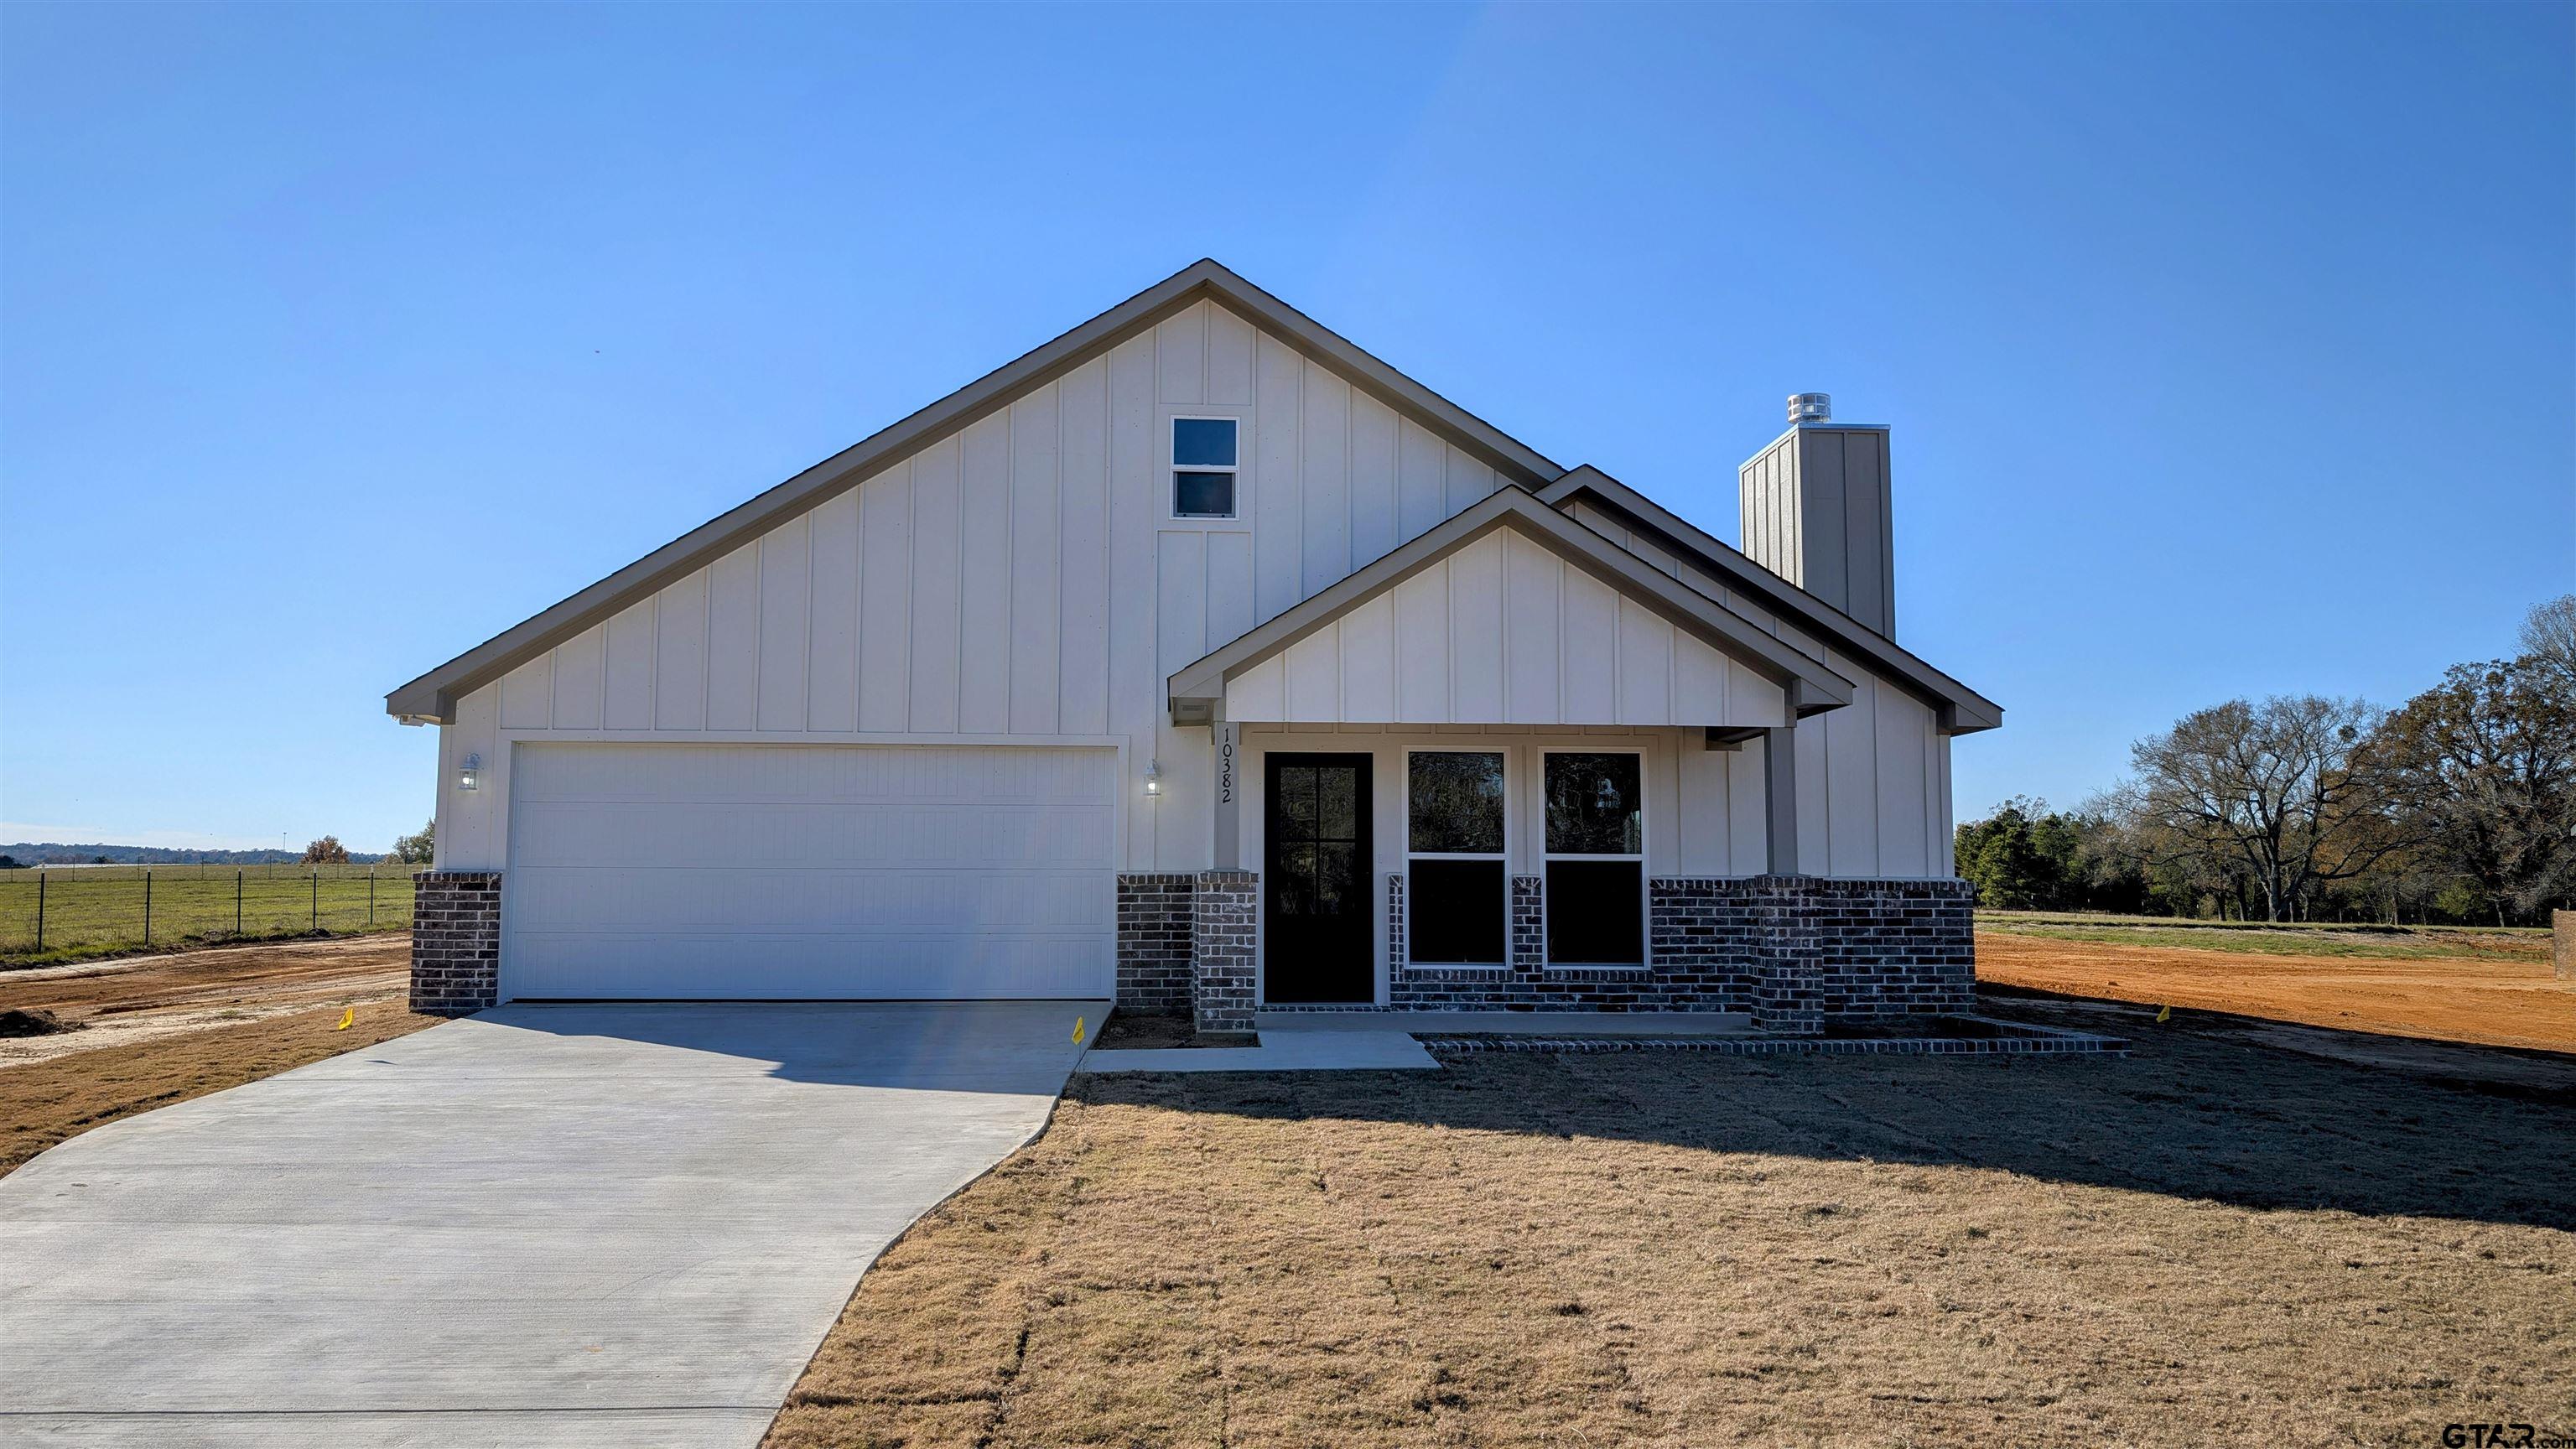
[1172,417,1238,518]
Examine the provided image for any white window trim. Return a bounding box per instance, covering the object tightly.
[1402,746,1511,971]
[1169,414,1241,522]
[1537,746,1649,970]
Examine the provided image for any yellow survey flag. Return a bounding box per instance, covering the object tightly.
[1072,1015,1086,1044]
[2155,1005,2171,1024]
[335,1007,355,1031]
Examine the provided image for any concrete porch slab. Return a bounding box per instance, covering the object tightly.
[1080,1019,1438,1073]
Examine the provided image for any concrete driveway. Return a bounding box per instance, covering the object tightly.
[0,1000,1103,1447]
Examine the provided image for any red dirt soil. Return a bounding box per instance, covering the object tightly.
[0,933,407,1015]
[1976,930,2576,1053]
[0,934,410,1066]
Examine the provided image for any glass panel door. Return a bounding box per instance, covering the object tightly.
[1264,754,1374,1003]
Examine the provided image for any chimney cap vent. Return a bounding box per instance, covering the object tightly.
[1787,392,1831,423]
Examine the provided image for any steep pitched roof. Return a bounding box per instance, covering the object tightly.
[385,259,1564,723]
[1166,486,1855,722]
[1535,466,2003,735]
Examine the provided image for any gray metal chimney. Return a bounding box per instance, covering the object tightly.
[1738,395,1896,638]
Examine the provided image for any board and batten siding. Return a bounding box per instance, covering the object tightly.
[1220,529,1788,730]
[438,299,1514,875]
[1568,499,1954,879]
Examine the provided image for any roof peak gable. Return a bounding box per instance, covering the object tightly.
[1166,486,1853,722]
[387,259,1562,722]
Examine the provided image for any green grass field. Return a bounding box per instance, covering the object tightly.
[0,865,422,967]
[1975,909,2552,961]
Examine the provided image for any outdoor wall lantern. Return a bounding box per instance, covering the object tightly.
[1143,759,1161,797]
[458,752,482,792]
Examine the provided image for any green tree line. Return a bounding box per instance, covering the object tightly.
[1957,595,2576,925]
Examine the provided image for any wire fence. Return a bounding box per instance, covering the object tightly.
[0,864,428,962]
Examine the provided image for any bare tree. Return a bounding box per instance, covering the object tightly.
[2126,695,2407,922]
[2520,594,2576,683]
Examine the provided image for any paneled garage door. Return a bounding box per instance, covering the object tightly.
[502,743,1116,1000]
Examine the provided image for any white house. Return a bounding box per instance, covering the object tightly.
[389,261,2000,1033]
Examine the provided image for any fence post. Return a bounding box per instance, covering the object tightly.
[144,870,153,948]
[310,870,319,931]
[34,873,44,952]
[236,870,243,937]
[369,869,377,927]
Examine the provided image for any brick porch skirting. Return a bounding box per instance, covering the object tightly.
[409,870,503,1016]
[1387,873,1972,1028]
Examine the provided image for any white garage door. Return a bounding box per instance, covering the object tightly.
[502,743,1116,1000]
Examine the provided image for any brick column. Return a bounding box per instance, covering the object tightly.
[2556,910,2574,985]
[410,870,502,1016]
[1509,875,1545,970]
[1192,869,1258,1035]
[1749,875,1823,1036]
[1115,874,1197,1012]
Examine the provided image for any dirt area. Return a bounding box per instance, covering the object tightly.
[0,933,430,1175]
[1091,1011,1247,1049]
[766,1005,2574,1449]
[1976,930,2576,1054]
[0,933,409,1067]
[0,998,438,1176]
[1977,914,2549,962]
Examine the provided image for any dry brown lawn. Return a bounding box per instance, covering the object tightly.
[1977,930,2576,1053]
[769,1006,2574,1449]
[0,998,436,1176]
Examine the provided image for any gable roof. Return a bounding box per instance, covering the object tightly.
[385,259,1565,724]
[1535,466,2003,735]
[1166,486,1855,723]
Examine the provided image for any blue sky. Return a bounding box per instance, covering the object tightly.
[3,3,2569,853]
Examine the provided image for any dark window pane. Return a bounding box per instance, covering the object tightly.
[1408,752,1504,854]
[1276,766,1317,838]
[1317,766,1358,842]
[1313,842,1356,916]
[1410,860,1505,963]
[1173,417,1238,467]
[1271,843,1316,917]
[1545,860,1643,963]
[1174,471,1235,517]
[1544,753,1642,854]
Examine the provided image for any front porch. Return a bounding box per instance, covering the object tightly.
[1134,490,1973,1041]
[1115,854,1975,1040]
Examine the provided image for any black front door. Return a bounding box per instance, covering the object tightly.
[1264,753,1374,1004]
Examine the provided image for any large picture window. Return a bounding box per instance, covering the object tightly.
[1405,750,1506,966]
[1542,751,1644,965]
